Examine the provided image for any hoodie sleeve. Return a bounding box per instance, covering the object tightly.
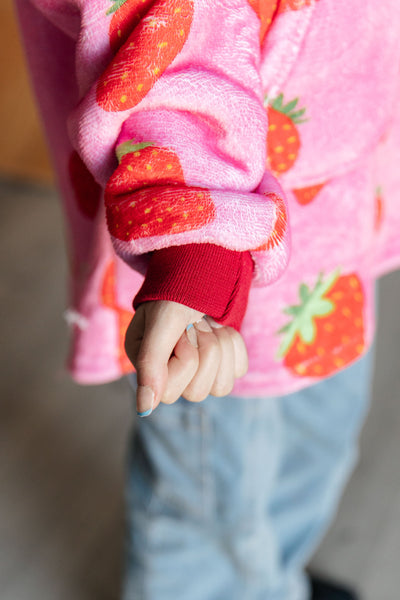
[16,0,290,328]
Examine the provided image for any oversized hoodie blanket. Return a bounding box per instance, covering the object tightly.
[15,0,400,396]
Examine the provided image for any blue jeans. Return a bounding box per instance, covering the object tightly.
[122,350,374,600]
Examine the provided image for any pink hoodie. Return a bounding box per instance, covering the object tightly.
[15,0,400,396]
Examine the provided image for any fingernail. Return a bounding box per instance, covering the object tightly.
[186,324,198,347]
[136,385,155,417]
[194,317,213,333]
[205,316,224,329]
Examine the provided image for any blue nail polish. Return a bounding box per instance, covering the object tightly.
[137,408,153,417]
[186,323,194,331]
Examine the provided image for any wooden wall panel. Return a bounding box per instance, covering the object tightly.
[0,0,53,183]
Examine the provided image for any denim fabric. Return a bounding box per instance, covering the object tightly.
[122,350,374,600]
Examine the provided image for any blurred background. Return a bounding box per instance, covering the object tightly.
[1,1,400,599]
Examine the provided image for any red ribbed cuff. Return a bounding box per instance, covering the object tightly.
[132,244,254,331]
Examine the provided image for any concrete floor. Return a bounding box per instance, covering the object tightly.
[1,178,400,599]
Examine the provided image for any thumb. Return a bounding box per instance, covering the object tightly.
[133,303,197,416]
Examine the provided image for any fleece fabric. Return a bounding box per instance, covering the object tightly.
[14,0,400,396]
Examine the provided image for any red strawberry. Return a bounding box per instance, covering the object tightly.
[374,185,384,231]
[107,140,186,197]
[101,261,135,374]
[277,270,366,377]
[107,0,156,54]
[117,310,135,373]
[252,193,287,251]
[101,261,117,307]
[247,0,279,44]
[266,94,307,175]
[292,183,325,206]
[69,151,102,219]
[97,0,194,112]
[106,186,215,241]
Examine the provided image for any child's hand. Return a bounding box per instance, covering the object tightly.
[125,300,248,415]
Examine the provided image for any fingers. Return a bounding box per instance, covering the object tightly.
[160,327,201,404]
[124,301,203,414]
[167,318,221,403]
[205,322,236,397]
[227,326,249,379]
[162,318,249,404]
[124,301,249,414]
[205,317,249,380]
[124,308,164,415]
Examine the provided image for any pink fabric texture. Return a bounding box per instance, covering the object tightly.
[14,0,400,395]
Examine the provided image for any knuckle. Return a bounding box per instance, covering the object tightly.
[135,352,153,369]
[183,392,201,403]
[237,362,249,378]
[186,353,200,374]
[227,328,242,349]
[160,391,178,405]
[227,330,241,348]
[212,381,233,398]
[203,339,221,362]
[184,386,208,403]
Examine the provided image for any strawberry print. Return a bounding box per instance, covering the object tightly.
[106,186,215,241]
[277,270,366,377]
[107,140,186,197]
[97,0,194,112]
[105,139,215,240]
[101,260,135,374]
[107,0,156,54]
[374,185,384,231]
[248,0,318,42]
[69,151,102,219]
[247,0,278,44]
[253,193,287,251]
[292,183,325,206]
[266,94,307,175]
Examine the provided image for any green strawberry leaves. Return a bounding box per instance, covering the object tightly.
[106,0,129,16]
[116,140,155,163]
[277,269,340,358]
[265,93,308,124]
